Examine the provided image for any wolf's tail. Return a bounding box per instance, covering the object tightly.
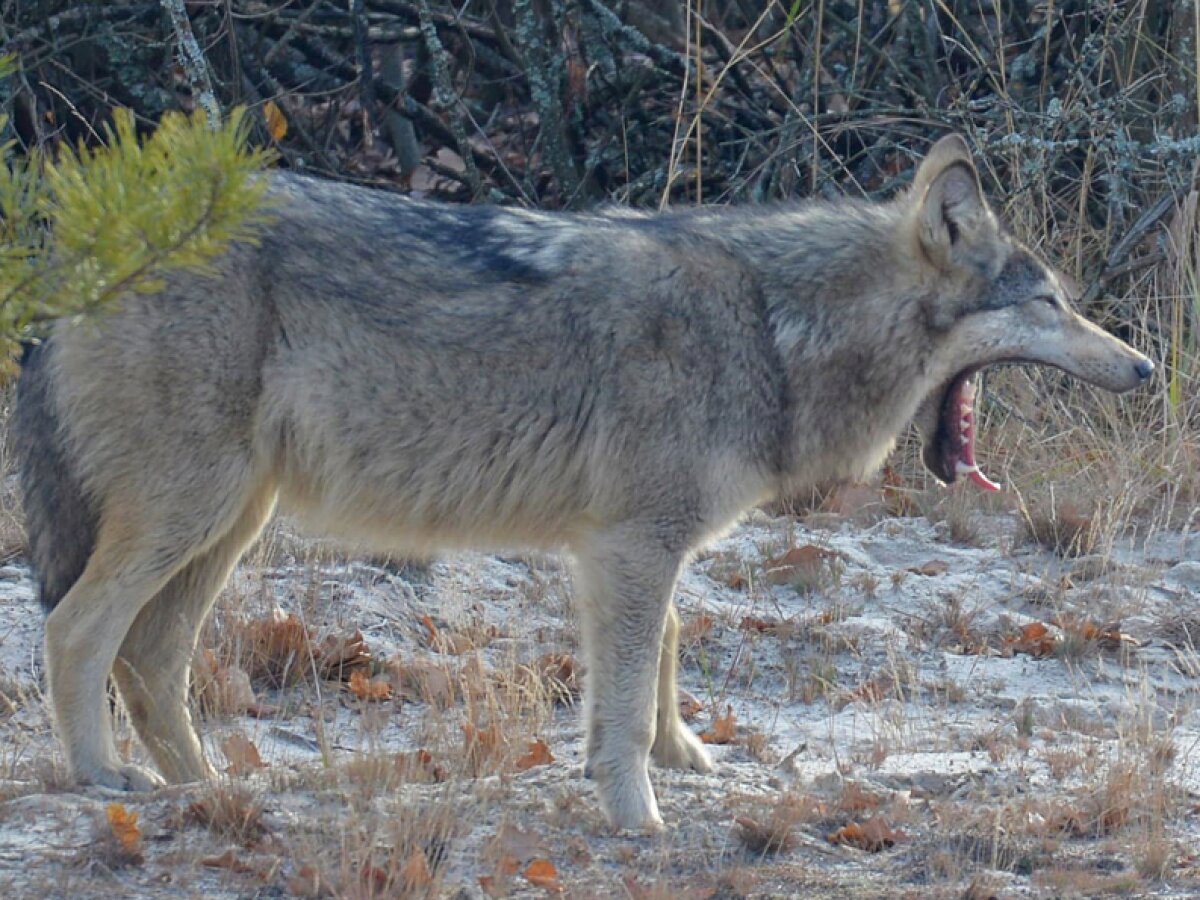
[12,340,98,612]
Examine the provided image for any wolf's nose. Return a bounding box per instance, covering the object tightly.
[1134,359,1155,381]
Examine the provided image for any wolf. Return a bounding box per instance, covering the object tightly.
[12,135,1152,831]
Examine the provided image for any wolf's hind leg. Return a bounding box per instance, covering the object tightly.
[44,476,260,791]
[573,527,683,831]
[111,485,277,783]
[650,603,714,773]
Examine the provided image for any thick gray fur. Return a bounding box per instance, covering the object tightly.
[13,136,1152,830]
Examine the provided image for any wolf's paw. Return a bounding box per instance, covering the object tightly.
[87,763,165,793]
[592,761,663,832]
[651,723,715,773]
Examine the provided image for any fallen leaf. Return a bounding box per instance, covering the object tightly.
[394,749,448,783]
[1005,621,1058,658]
[106,802,142,855]
[389,658,456,707]
[402,848,433,888]
[763,545,833,584]
[360,863,390,894]
[524,858,563,892]
[909,559,949,576]
[515,738,555,771]
[819,481,883,518]
[221,733,268,774]
[497,854,522,875]
[435,631,476,655]
[511,653,578,705]
[318,629,372,679]
[348,669,393,701]
[421,614,475,654]
[486,822,543,870]
[882,465,919,517]
[740,615,783,634]
[464,722,506,772]
[1053,617,1141,651]
[827,815,904,851]
[193,649,258,716]
[678,689,703,721]
[848,675,895,704]
[242,609,315,686]
[733,814,794,853]
[263,99,288,141]
[680,613,715,642]
[701,705,737,744]
[287,863,330,898]
[201,848,258,875]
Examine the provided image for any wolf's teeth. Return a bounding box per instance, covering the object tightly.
[961,379,976,402]
[956,459,1001,492]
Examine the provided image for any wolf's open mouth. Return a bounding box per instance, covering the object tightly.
[931,372,1000,492]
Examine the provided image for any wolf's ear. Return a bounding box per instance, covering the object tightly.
[912,135,988,270]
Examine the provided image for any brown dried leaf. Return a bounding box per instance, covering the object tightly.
[463,722,506,772]
[318,629,372,679]
[402,848,434,889]
[421,614,475,654]
[680,613,715,642]
[848,675,895,704]
[881,465,919,517]
[263,100,288,141]
[201,848,258,875]
[515,738,555,771]
[221,733,268,774]
[908,559,949,577]
[523,859,563,892]
[733,814,793,854]
[827,816,904,851]
[436,632,476,655]
[740,615,786,635]
[678,689,703,721]
[193,649,258,716]
[487,822,543,867]
[701,705,737,744]
[1005,622,1058,658]
[394,749,448,783]
[106,802,142,855]
[242,609,315,686]
[348,669,393,702]
[287,863,331,898]
[389,658,456,707]
[763,544,839,585]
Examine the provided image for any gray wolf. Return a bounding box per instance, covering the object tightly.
[12,135,1152,831]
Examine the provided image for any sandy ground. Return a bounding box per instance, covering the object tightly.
[2,504,1200,898]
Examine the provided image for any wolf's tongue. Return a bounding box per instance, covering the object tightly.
[954,378,1001,492]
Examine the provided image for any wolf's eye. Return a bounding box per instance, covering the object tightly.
[1032,294,1058,307]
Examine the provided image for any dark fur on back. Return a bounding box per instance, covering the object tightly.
[12,340,97,611]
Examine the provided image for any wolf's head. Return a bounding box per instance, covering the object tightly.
[904,135,1154,490]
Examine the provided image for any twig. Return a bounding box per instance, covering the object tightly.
[576,0,688,78]
[416,0,482,195]
[511,0,580,203]
[350,0,380,133]
[160,0,221,128]
[1081,192,1177,304]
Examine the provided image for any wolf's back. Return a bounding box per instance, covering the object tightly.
[12,340,97,611]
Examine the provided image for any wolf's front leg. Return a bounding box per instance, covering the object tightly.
[572,526,684,831]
